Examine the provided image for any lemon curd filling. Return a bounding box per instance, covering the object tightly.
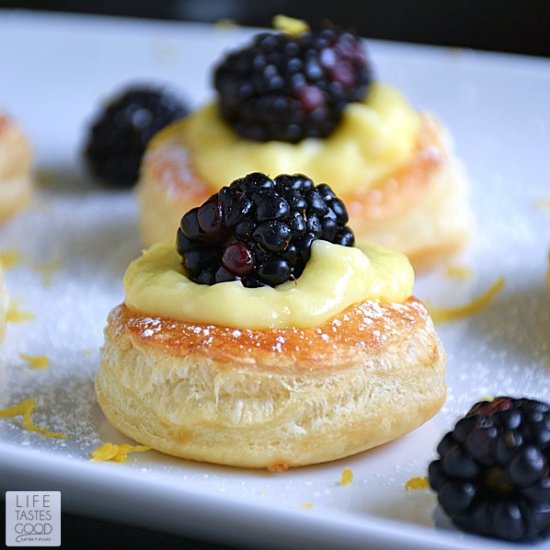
[152,82,420,196]
[124,240,414,330]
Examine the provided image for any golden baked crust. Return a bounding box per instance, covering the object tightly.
[0,114,32,223]
[136,114,471,269]
[96,298,446,469]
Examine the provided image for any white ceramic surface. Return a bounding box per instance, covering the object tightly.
[0,11,549,549]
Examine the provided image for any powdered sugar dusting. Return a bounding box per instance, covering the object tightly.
[272,335,286,353]
[139,317,162,338]
[0,193,140,454]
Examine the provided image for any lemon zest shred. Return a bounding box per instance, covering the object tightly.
[404,476,429,491]
[19,353,49,369]
[295,501,313,510]
[90,442,151,463]
[0,249,23,269]
[214,19,237,28]
[273,15,309,36]
[339,467,353,485]
[31,253,63,287]
[0,249,62,285]
[0,398,67,439]
[444,264,472,281]
[534,198,550,210]
[427,277,505,323]
[6,301,35,323]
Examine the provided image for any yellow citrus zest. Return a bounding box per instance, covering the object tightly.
[444,264,472,281]
[32,253,63,287]
[427,277,505,323]
[0,398,66,439]
[214,19,237,28]
[19,353,49,369]
[6,301,35,323]
[0,249,22,269]
[0,249,62,285]
[534,198,550,210]
[404,476,429,491]
[273,15,309,36]
[90,442,151,463]
[339,467,354,485]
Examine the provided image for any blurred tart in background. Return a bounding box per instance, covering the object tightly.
[136,17,472,269]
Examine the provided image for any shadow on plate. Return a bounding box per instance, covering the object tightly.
[35,164,98,195]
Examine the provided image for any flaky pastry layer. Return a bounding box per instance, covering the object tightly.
[0,114,32,223]
[0,112,32,223]
[96,298,446,469]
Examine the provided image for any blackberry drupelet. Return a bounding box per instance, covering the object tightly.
[84,86,188,187]
[214,24,371,143]
[429,396,550,542]
[177,172,354,287]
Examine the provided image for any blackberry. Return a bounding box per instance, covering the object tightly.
[214,24,371,143]
[429,396,550,542]
[84,86,188,187]
[176,172,354,287]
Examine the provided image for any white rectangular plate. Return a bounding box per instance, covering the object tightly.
[1,11,550,550]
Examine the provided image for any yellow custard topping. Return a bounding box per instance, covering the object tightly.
[124,240,414,330]
[151,82,419,196]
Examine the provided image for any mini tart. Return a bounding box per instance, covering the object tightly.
[0,113,32,223]
[137,107,471,271]
[96,296,445,470]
